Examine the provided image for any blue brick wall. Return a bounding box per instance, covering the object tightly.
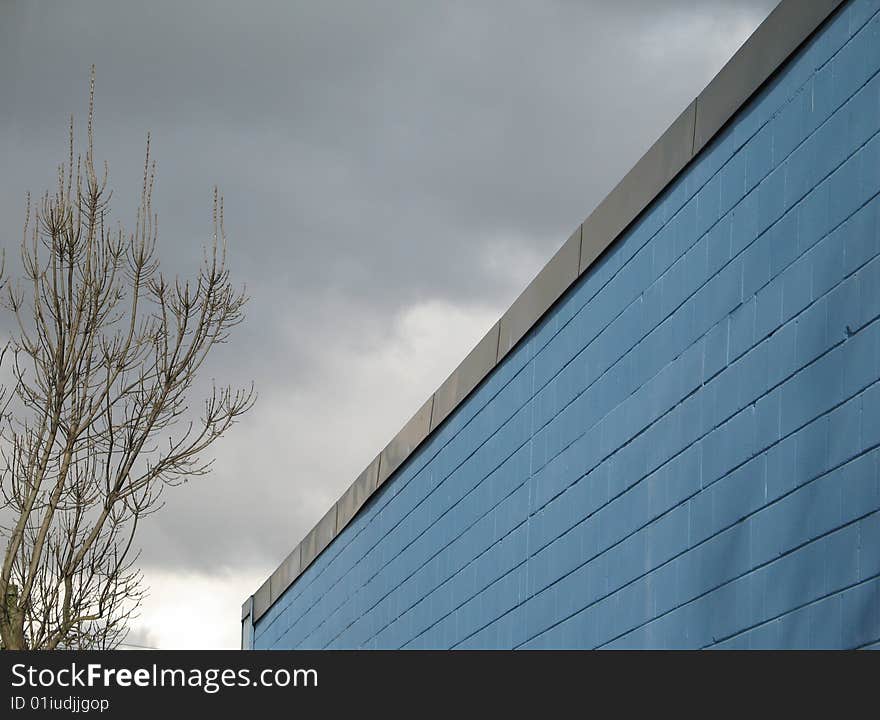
[254,0,880,649]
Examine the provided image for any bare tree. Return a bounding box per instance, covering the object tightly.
[0,69,255,650]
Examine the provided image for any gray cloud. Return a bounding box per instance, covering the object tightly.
[0,0,776,644]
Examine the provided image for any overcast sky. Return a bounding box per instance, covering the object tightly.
[0,0,777,649]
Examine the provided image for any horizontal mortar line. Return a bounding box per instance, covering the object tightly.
[415,435,712,645]
[327,362,533,543]
[526,420,880,642]
[707,1,877,168]
[565,0,878,348]
[539,301,880,584]
[530,448,874,647]
[298,76,748,620]
[854,636,880,651]
[261,273,876,644]
[524,321,880,609]
[320,408,532,596]
[253,0,880,630]
[329,355,715,646]
[263,440,528,643]
[525,283,863,557]
[258,56,866,634]
[367,520,531,649]
[258,358,542,630]
[288,420,538,643]
[527,104,880,491]
[279,332,578,618]
[408,555,532,649]
[524,40,880,443]
[457,330,880,644]
[525,184,880,531]
[446,2,880,644]
[292,352,877,644]
[256,310,547,631]
[527,383,708,555]
[533,235,880,540]
[616,548,880,649]
[525,17,866,376]
[318,471,533,647]
[536,501,880,651]
[278,279,880,645]
[429,392,880,649]
[311,417,542,643]
[309,445,533,640]
[703,572,880,649]
[753,21,880,186]
[526,24,880,411]
[525,233,681,418]
[454,548,880,650]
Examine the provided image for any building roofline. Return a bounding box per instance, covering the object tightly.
[242,0,847,629]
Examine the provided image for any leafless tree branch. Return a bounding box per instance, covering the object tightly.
[0,67,255,650]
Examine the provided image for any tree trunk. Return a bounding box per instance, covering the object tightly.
[1,585,26,650]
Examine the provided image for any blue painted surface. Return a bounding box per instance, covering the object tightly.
[255,0,880,649]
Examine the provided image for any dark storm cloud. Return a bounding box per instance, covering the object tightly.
[0,0,777,578]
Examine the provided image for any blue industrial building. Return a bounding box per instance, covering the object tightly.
[243,0,880,649]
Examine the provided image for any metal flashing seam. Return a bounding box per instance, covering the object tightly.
[245,0,847,627]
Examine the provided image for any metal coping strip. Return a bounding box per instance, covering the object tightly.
[242,0,848,632]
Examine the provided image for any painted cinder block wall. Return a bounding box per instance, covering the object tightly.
[254,0,880,649]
